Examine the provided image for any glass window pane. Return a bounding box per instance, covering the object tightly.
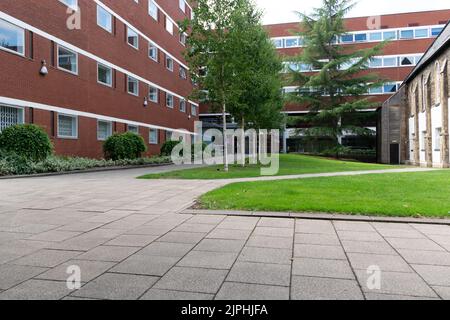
[272,39,283,48]
[58,115,76,138]
[98,64,112,85]
[0,19,24,54]
[369,86,383,94]
[369,32,382,41]
[58,46,77,73]
[383,57,397,67]
[149,0,158,20]
[285,38,299,47]
[127,28,139,48]
[414,28,428,38]
[341,34,354,43]
[431,27,443,36]
[97,5,112,32]
[0,106,23,132]
[400,56,414,66]
[369,57,382,68]
[400,30,414,39]
[383,83,397,93]
[354,33,367,42]
[383,31,396,40]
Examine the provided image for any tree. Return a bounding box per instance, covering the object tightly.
[182,0,283,170]
[287,0,387,157]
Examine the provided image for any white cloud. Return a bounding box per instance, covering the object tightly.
[256,0,450,25]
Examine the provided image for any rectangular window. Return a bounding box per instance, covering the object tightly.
[166,94,174,108]
[148,0,158,20]
[127,76,139,96]
[166,18,174,35]
[149,129,158,144]
[97,5,112,33]
[354,33,367,42]
[97,63,112,86]
[368,32,382,41]
[0,106,24,132]
[149,86,159,103]
[369,86,383,94]
[179,67,187,79]
[179,33,187,46]
[179,100,186,112]
[179,0,186,13]
[369,57,382,68]
[383,31,397,40]
[431,27,443,37]
[127,125,139,134]
[191,104,198,116]
[421,131,426,151]
[383,83,397,93]
[148,42,158,61]
[0,19,25,56]
[59,0,78,10]
[272,38,283,48]
[166,131,172,142]
[400,29,414,39]
[166,56,174,71]
[414,28,428,38]
[383,57,397,67]
[340,34,354,43]
[57,45,78,74]
[57,114,77,139]
[285,38,299,47]
[97,120,112,141]
[127,27,139,49]
[435,128,442,151]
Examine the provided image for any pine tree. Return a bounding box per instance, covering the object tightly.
[288,0,387,157]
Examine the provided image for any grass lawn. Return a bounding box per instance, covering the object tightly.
[139,154,396,180]
[199,171,450,217]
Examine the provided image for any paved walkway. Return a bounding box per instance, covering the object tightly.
[0,166,449,300]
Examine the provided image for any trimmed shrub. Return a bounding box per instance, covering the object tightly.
[160,140,182,156]
[103,132,147,160]
[0,124,53,162]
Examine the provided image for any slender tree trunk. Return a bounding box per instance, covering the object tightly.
[223,102,229,172]
[241,116,245,167]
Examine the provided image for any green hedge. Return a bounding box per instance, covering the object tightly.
[0,124,53,161]
[103,132,147,160]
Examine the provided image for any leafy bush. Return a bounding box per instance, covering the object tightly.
[103,132,147,160]
[0,124,53,161]
[160,140,182,156]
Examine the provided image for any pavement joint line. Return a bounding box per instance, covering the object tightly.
[409,224,450,254]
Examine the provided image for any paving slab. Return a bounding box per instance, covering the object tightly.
[341,240,397,255]
[110,254,179,276]
[36,259,115,282]
[139,242,195,257]
[412,264,450,286]
[157,232,207,244]
[215,282,289,300]
[104,234,159,247]
[295,233,340,246]
[294,244,346,260]
[194,239,246,253]
[76,246,140,262]
[292,258,354,279]
[0,264,48,290]
[246,235,293,249]
[398,249,450,266]
[386,238,445,251]
[347,253,413,273]
[238,247,292,265]
[226,262,291,286]
[177,251,238,269]
[0,279,73,300]
[291,276,363,300]
[10,249,82,268]
[140,289,214,300]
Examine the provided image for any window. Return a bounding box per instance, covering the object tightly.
[400,56,414,66]
[58,114,77,139]
[127,76,139,96]
[431,27,443,37]
[166,56,174,71]
[59,0,78,10]
[97,63,112,86]
[179,67,187,79]
[148,0,158,20]
[179,0,186,13]
[272,39,283,48]
[97,5,112,33]
[383,31,397,40]
[127,125,139,134]
[57,45,78,74]
[0,19,25,55]
[166,94,174,108]
[166,131,172,141]
[149,129,158,144]
[149,86,159,103]
[421,131,427,151]
[0,106,24,132]
[369,57,382,68]
[383,57,397,67]
[97,120,112,141]
[383,83,397,93]
[191,104,198,116]
[369,86,383,94]
[354,33,367,42]
[179,100,186,112]
[285,38,299,47]
[166,18,174,35]
[400,30,414,39]
[127,27,139,49]
[435,128,442,151]
[180,33,187,46]
[340,34,354,43]
[369,32,382,41]
[148,42,158,61]
[414,28,428,38]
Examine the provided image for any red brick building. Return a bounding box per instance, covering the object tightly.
[0,0,197,159]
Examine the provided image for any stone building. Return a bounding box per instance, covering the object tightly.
[379,22,450,167]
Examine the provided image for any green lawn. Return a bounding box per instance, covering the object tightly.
[139,154,396,180]
[199,171,450,217]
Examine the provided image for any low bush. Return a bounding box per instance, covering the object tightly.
[0,124,53,161]
[161,140,208,157]
[103,132,147,160]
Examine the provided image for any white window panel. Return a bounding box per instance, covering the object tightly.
[166,94,174,108]
[0,18,25,56]
[58,114,78,139]
[97,120,112,141]
[149,86,159,103]
[57,45,78,74]
[435,128,442,150]
[148,0,158,20]
[97,5,112,33]
[97,63,112,86]
[127,125,139,134]
[127,76,139,96]
[127,27,139,49]
[59,0,78,10]
[148,42,158,61]
[0,105,24,132]
[179,0,186,13]
[166,18,174,35]
[149,129,158,144]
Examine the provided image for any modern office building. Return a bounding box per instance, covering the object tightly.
[200,9,450,154]
[0,0,197,159]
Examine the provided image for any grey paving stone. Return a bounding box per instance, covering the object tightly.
[337,231,384,242]
[227,262,290,286]
[410,224,450,236]
[104,234,158,247]
[375,229,425,239]
[258,218,294,228]
[71,273,158,300]
[110,254,179,276]
[247,235,293,249]
[10,224,59,234]
[412,264,450,286]
[216,221,256,230]
[0,264,48,290]
[295,220,336,235]
[433,286,450,300]
[173,223,216,233]
[36,259,115,282]
[178,251,238,269]
[215,282,289,300]
[58,222,105,232]
[398,249,450,266]
[125,225,172,236]
[252,227,294,238]
[157,232,206,244]
[10,249,82,268]
[291,276,363,300]
[386,238,445,251]
[347,253,413,273]
[238,247,292,265]
[195,239,246,253]
[365,293,439,300]
[49,236,110,251]
[206,229,251,240]
[28,230,81,242]
[333,221,375,232]
[0,279,73,300]
[140,242,195,257]
[292,258,354,279]
[294,244,346,260]
[153,267,228,294]
[188,215,226,225]
[140,289,214,300]
[295,233,340,246]
[76,246,140,262]
[341,240,397,255]
[355,269,437,297]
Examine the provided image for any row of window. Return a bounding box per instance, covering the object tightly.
[282,54,424,73]
[0,104,167,145]
[282,82,403,96]
[272,24,445,49]
[418,128,442,152]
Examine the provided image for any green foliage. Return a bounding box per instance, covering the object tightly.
[103,132,147,160]
[0,124,53,161]
[160,140,182,156]
[287,0,388,149]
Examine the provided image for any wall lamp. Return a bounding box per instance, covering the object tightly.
[40,60,48,76]
[143,97,148,107]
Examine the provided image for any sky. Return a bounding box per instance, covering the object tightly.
[256,0,450,25]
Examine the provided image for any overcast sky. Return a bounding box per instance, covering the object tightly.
[256,0,450,25]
